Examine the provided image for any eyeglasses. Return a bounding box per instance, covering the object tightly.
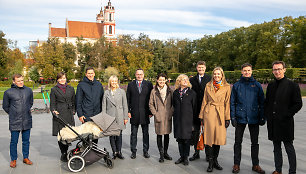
[272,68,283,72]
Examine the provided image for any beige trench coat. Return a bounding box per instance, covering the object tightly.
[199,82,231,146]
[149,86,173,135]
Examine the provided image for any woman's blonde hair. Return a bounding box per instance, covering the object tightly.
[175,74,192,89]
[108,75,119,90]
[209,67,228,90]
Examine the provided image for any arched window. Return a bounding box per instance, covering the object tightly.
[109,13,112,21]
[109,26,112,34]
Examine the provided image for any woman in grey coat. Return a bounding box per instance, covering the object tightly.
[50,72,75,162]
[149,73,173,163]
[102,75,129,159]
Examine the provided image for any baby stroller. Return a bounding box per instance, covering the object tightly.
[55,113,121,172]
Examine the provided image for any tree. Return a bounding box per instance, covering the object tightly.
[29,66,40,83]
[0,31,8,78]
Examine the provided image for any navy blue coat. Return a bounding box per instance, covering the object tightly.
[3,84,33,131]
[230,76,265,124]
[126,80,153,125]
[75,77,104,120]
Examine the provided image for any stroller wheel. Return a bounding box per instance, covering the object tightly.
[67,150,73,160]
[104,157,114,169]
[68,155,85,172]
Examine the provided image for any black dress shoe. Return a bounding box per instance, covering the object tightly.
[130,153,136,159]
[116,152,125,159]
[164,153,172,160]
[60,153,68,162]
[143,152,150,158]
[189,153,200,161]
[175,157,184,164]
[183,158,189,166]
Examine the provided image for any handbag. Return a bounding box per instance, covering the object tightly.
[197,124,205,150]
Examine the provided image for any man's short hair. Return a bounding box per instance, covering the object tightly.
[241,63,252,70]
[272,61,286,68]
[85,67,94,73]
[197,61,206,67]
[12,74,23,81]
[135,68,144,73]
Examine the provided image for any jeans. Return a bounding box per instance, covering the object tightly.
[130,124,149,153]
[110,131,122,153]
[10,129,31,161]
[234,123,259,166]
[273,140,296,174]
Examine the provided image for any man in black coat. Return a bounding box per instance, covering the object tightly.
[189,61,211,161]
[76,67,104,143]
[127,68,153,159]
[3,74,33,168]
[265,61,302,174]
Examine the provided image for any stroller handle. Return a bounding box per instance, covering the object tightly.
[53,112,90,145]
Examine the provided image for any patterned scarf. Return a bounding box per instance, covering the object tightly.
[57,82,67,94]
[213,80,223,92]
[179,87,188,100]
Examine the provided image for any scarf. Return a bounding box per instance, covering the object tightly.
[213,80,223,92]
[57,82,67,94]
[179,87,188,100]
[157,85,167,102]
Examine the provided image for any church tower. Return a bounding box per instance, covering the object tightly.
[96,7,104,23]
[103,0,116,43]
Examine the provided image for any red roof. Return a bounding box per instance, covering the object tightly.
[50,28,67,37]
[67,21,103,38]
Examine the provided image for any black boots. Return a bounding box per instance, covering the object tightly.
[60,153,68,162]
[189,150,200,161]
[206,145,223,172]
[207,158,214,172]
[159,151,164,163]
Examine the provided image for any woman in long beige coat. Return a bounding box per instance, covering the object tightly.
[199,67,231,172]
[149,73,173,163]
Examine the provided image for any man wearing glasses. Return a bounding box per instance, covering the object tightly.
[265,61,302,174]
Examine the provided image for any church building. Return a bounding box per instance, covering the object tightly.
[48,0,117,45]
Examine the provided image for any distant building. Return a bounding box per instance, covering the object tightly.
[48,0,117,45]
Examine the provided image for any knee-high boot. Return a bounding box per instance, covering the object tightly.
[157,135,164,163]
[213,145,223,170]
[206,146,214,172]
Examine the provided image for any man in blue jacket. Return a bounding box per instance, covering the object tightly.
[76,67,104,143]
[230,63,265,174]
[3,74,33,168]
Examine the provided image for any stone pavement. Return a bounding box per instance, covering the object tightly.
[0,99,305,174]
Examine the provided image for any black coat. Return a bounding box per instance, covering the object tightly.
[3,84,33,131]
[50,85,76,136]
[75,77,104,120]
[173,88,197,140]
[189,74,211,129]
[265,77,302,141]
[126,80,153,125]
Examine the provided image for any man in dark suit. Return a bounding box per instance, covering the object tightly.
[127,68,153,159]
[189,61,211,161]
[265,61,302,174]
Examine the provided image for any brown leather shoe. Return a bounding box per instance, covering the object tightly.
[272,171,282,174]
[10,160,16,168]
[23,158,33,165]
[232,164,240,173]
[252,165,265,174]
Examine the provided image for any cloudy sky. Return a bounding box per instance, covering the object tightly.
[0,0,305,52]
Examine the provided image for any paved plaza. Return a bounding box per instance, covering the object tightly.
[0,99,305,174]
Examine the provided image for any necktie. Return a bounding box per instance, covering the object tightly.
[138,81,142,93]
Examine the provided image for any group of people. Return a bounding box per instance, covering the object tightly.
[3,61,302,174]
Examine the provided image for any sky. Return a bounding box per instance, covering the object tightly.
[0,0,305,52]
